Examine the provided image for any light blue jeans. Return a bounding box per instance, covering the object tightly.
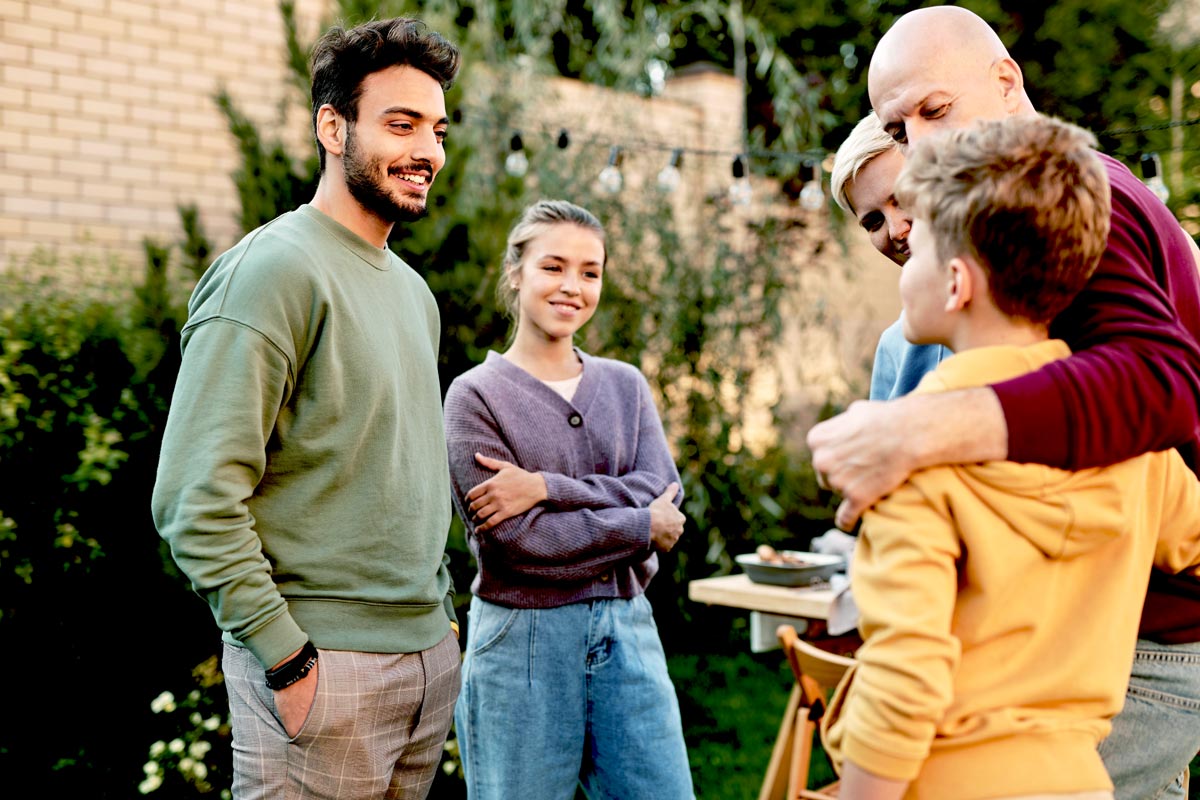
[455,594,694,800]
[1098,639,1200,800]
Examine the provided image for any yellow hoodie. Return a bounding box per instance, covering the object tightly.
[821,340,1200,799]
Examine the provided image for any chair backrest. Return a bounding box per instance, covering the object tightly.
[768,625,855,800]
[777,624,855,709]
[793,637,854,690]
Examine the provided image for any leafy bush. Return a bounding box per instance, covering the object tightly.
[0,250,217,796]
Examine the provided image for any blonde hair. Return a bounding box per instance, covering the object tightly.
[497,200,607,322]
[894,115,1111,324]
[831,112,899,213]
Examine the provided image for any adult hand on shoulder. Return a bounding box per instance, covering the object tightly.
[807,398,918,531]
[809,389,1007,530]
[468,453,548,532]
[272,659,319,739]
[649,482,685,553]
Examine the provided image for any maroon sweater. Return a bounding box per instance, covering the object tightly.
[993,153,1200,642]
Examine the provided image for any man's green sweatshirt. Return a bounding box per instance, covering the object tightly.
[152,205,455,670]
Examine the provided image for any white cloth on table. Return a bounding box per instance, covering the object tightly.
[810,528,859,636]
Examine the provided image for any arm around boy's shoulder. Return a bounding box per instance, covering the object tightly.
[994,156,1200,472]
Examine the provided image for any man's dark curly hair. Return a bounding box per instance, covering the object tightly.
[310,18,461,172]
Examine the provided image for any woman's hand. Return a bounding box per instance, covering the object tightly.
[467,453,548,532]
[649,482,685,552]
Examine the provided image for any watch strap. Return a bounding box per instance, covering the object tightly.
[265,641,319,691]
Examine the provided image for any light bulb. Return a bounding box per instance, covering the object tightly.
[598,165,623,194]
[657,148,683,193]
[800,159,825,211]
[729,179,752,206]
[597,146,623,194]
[1147,177,1170,205]
[1140,153,1169,205]
[505,132,528,177]
[800,180,824,211]
[505,150,528,178]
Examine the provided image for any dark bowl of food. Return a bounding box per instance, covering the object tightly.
[735,545,845,587]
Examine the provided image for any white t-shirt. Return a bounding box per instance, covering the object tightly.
[542,374,582,402]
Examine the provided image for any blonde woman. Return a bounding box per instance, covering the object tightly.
[444,200,694,799]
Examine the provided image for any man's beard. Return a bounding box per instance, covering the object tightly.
[343,125,430,225]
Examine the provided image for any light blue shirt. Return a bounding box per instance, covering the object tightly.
[869,317,952,400]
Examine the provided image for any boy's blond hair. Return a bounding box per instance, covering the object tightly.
[894,115,1111,324]
[831,111,898,213]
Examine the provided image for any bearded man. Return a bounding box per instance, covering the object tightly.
[153,19,462,800]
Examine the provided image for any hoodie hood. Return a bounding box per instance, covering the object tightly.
[948,461,1126,559]
[913,341,1126,559]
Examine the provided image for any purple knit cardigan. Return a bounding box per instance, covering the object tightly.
[443,349,682,608]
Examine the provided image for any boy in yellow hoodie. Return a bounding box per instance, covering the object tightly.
[820,115,1200,800]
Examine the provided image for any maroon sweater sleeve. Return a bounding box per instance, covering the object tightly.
[993,154,1200,473]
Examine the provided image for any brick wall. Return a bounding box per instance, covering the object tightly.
[0,2,899,413]
[0,0,328,272]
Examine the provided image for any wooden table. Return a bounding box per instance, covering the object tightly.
[688,573,835,619]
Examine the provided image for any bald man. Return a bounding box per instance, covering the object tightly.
[808,7,1200,800]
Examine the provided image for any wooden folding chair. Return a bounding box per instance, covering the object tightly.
[759,624,856,800]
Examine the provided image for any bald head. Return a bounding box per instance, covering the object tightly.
[868,6,1035,146]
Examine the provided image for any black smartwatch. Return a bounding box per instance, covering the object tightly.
[265,641,319,691]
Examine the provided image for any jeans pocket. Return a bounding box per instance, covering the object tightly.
[471,601,521,656]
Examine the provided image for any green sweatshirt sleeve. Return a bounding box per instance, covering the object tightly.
[151,318,308,669]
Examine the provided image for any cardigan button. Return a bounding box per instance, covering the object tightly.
[568,413,582,428]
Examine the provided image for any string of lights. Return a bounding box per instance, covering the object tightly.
[486,115,829,207]
[472,104,1196,209]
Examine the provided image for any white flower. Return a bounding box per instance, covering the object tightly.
[193,762,208,780]
[143,761,158,775]
[203,715,221,731]
[188,690,201,702]
[138,774,163,794]
[168,738,185,754]
[442,761,456,775]
[190,712,203,726]
[179,757,196,774]
[188,739,212,759]
[221,791,232,800]
[149,741,166,758]
[150,692,175,714]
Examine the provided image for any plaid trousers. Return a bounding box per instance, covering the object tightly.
[223,632,461,799]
